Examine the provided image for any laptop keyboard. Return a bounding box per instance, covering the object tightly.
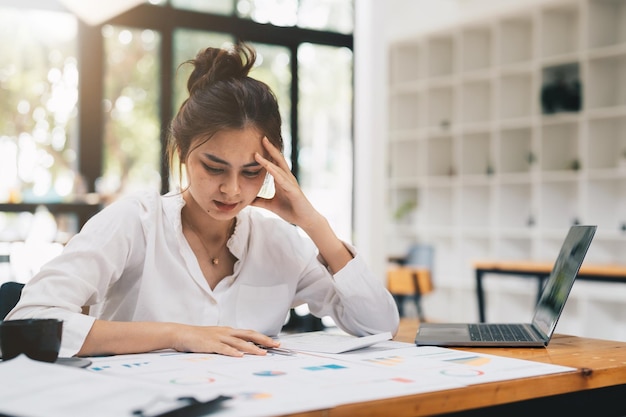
[468,323,535,342]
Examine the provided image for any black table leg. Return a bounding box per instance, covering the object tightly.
[476,269,486,322]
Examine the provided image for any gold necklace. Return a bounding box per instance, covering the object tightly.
[184,218,235,267]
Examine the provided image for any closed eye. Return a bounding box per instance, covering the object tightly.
[201,162,224,174]
[243,169,263,178]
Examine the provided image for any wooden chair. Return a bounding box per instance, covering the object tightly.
[387,244,435,321]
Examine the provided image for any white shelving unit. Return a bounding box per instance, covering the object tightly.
[386,0,626,338]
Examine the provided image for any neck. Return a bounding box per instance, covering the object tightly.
[183,210,234,243]
[182,209,236,268]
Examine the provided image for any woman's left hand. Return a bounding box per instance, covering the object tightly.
[252,137,320,230]
[253,137,353,274]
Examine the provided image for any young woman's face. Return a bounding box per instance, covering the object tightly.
[185,126,269,221]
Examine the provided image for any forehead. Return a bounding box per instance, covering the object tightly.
[195,127,265,155]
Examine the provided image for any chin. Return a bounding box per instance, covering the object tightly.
[209,204,242,218]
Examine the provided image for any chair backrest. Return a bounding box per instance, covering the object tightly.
[405,244,435,271]
[0,282,25,320]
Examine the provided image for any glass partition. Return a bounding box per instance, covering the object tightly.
[101,25,162,196]
[249,42,293,166]
[298,43,353,240]
[0,8,78,204]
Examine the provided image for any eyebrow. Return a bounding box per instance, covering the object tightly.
[203,153,261,168]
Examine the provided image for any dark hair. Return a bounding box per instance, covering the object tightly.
[167,43,283,183]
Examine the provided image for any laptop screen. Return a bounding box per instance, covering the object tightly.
[532,225,596,338]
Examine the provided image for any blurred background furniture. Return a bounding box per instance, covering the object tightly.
[0,281,25,320]
[387,243,434,320]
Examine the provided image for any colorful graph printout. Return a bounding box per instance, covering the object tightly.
[253,370,286,377]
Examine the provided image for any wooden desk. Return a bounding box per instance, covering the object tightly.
[473,260,626,323]
[290,319,626,417]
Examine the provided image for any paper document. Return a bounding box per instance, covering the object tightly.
[278,331,393,353]
[0,354,224,417]
[0,337,578,417]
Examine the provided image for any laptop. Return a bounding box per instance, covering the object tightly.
[415,225,597,347]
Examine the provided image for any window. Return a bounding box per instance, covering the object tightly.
[0,0,354,241]
[0,5,81,279]
[101,25,162,196]
[172,30,234,112]
[0,7,78,204]
[249,42,293,164]
[298,43,353,240]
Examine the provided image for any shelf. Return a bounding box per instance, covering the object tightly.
[427,35,455,77]
[540,3,580,58]
[499,15,534,65]
[389,140,421,180]
[426,135,454,176]
[587,114,626,170]
[389,90,426,132]
[500,72,534,119]
[493,236,533,260]
[461,79,492,124]
[497,183,533,229]
[499,127,533,174]
[587,53,626,110]
[461,25,493,72]
[385,0,626,301]
[460,132,492,176]
[584,235,626,264]
[585,178,626,233]
[427,85,455,129]
[460,184,492,229]
[424,185,455,228]
[540,121,580,172]
[588,0,626,50]
[388,186,420,227]
[390,41,423,84]
[539,179,580,229]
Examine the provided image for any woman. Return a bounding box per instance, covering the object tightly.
[7,44,399,358]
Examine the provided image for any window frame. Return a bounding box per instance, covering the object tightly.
[78,3,354,195]
[1,0,354,233]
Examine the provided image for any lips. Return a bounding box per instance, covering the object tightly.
[214,200,239,212]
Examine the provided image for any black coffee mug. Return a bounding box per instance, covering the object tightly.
[0,318,62,363]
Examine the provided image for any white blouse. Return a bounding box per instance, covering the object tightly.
[7,191,400,357]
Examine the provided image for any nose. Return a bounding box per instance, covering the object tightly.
[219,173,240,196]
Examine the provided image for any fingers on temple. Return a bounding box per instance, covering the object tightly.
[262,137,290,171]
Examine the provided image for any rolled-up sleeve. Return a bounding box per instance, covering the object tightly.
[296,241,400,337]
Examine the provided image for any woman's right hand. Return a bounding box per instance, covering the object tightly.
[172,325,280,357]
[79,320,281,357]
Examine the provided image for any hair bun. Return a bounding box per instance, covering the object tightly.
[186,44,256,96]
